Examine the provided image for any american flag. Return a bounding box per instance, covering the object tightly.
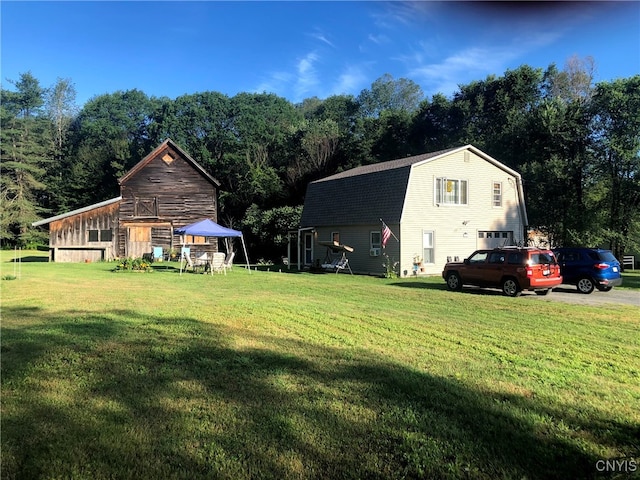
[382,222,392,248]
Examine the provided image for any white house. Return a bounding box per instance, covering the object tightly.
[298,145,529,276]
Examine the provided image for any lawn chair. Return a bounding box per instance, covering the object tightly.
[194,251,209,274]
[210,252,227,275]
[179,247,193,275]
[152,246,163,262]
[223,251,235,271]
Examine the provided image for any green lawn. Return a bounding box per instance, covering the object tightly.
[1,252,639,480]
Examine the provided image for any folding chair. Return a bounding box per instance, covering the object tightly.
[210,252,227,275]
[223,251,235,271]
[194,251,210,274]
[179,247,193,275]
[152,246,163,262]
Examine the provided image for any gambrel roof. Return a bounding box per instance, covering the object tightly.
[300,145,524,227]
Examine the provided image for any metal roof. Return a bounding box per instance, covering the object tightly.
[32,196,122,227]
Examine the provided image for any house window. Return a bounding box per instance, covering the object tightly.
[370,231,381,249]
[493,182,502,207]
[370,231,382,257]
[435,178,468,205]
[88,230,99,242]
[331,231,340,244]
[423,230,434,264]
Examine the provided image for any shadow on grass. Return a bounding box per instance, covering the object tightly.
[390,280,448,291]
[2,307,635,479]
[7,256,49,263]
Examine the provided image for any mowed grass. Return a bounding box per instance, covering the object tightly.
[1,252,639,480]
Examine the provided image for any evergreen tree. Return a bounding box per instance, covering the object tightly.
[0,72,50,246]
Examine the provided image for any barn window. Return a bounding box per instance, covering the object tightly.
[134,197,158,217]
[89,229,112,242]
[435,178,468,205]
[100,229,113,241]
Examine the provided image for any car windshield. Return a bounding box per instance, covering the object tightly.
[468,252,488,263]
[529,252,555,265]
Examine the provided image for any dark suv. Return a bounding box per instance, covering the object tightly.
[553,248,623,294]
[442,247,562,297]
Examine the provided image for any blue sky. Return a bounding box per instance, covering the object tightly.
[2,1,639,107]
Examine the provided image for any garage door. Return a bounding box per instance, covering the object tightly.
[478,231,512,249]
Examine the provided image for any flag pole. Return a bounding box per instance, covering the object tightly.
[379,218,398,241]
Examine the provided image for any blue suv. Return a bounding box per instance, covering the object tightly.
[553,248,623,294]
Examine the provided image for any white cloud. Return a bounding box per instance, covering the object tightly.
[368,33,390,45]
[310,30,335,48]
[330,66,369,97]
[293,52,321,101]
[406,24,568,97]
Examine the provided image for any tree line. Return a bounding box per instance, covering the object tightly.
[1,56,639,260]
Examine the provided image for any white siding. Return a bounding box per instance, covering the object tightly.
[400,150,525,276]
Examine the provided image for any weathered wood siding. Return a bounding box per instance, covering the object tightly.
[118,144,218,257]
[49,202,120,262]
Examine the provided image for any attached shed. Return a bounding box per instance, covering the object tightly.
[33,197,121,263]
[299,145,529,276]
[33,139,222,261]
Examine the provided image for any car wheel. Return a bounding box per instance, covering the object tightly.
[577,277,595,294]
[535,289,551,296]
[597,286,613,292]
[501,278,521,297]
[446,272,463,291]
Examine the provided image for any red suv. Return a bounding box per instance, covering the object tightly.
[442,247,563,297]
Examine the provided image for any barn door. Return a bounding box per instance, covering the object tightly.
[126,226,151,259]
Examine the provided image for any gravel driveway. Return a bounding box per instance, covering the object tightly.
[524,285,639,306]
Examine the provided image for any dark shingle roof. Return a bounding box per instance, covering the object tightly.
[300,147,458,227]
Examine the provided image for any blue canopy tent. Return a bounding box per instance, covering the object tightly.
[174,219,250,274]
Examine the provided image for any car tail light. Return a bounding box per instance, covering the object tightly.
[594,263,609,270]
[526,268,533,277]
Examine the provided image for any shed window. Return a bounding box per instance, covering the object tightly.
[435,178,468,205]
[331,231,340,244]
[89,229,112,242]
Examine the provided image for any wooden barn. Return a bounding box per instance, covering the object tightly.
[33,139,221,262]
